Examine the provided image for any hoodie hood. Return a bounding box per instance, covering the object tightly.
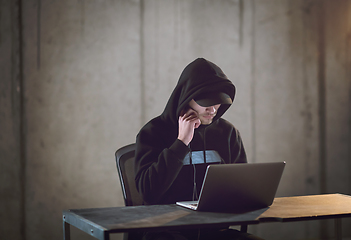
[160,58,236,126]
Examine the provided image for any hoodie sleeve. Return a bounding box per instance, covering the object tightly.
[230,128,247,164]
[134,125,190,204]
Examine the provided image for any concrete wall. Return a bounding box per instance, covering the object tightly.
[1,0,350,240]
[1,0,24,239]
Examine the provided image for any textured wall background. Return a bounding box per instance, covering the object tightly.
[1,0,350,240]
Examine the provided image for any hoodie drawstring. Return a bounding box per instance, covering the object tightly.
[189,146,199,201]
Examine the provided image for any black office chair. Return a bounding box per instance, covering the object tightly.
[115,143,144,240]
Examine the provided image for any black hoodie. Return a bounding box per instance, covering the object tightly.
[135,58,247,205]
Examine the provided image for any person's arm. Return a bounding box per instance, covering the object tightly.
[135,109,200,204]
[230,128,247,164]
[135,135,189,204]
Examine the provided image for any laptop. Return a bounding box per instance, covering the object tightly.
[176,162,285,213]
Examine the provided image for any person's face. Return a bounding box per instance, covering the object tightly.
[188,99,221,125]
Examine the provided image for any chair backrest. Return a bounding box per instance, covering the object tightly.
[115,143,144,206]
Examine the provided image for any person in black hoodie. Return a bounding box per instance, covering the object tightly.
[135,58,264,240]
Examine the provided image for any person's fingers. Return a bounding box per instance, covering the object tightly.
[184,114,198,121]
[194,119,201,128]
[183,108,197,116]
[183,110,198,119]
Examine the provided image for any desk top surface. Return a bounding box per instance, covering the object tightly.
[260,193,351,221]
[64,204,263,232]
[63,193,351,233]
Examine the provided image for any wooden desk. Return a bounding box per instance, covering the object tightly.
[63,193,351,240]
[260,193,351,240]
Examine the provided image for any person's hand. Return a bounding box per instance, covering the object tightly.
[178,108,201,146]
